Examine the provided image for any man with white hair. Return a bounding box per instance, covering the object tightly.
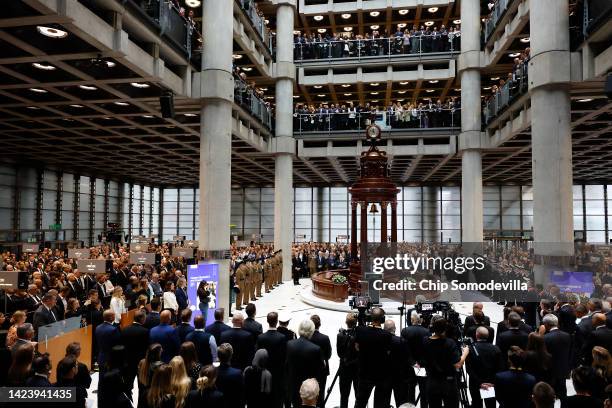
[286,319,325,408]
[300,378,320,408]
[542,312,571,400]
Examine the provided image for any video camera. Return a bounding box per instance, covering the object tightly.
[348,294,373,326]
[415,300,464,340]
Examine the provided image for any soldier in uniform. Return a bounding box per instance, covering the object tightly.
[235,261,246,311]
[264,258,272,293]
[255,261,263,298]
[249,261,257,301]
[275,253,282,285]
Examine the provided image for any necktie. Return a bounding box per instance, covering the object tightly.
[49,309,56,321]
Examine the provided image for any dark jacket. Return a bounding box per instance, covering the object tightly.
[143,311,161,329]
[286,337,325,405]
[185,330,214,366]
[495,369,536,408]
[176,322,195,344]
[243,317,263,338]
[95,322,120,369]
[220,328,256,370]
[120,322,150,373]
[149,323,181,363]
[309,330,332,375]
[206,320,232,345]
[217,363,245,408]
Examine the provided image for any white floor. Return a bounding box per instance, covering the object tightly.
[86,278,572,407]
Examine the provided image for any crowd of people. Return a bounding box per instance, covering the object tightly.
[294,25,461,60]
[233,69,274,130]
[294,98,461,132]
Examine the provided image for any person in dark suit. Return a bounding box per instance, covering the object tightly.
[176,309,195,343]
[176,278,189,315]
[206,309,232,345]
[33,293,58,335]
[495,346,536,408]
[186,315,218,366]
[496,312,529,367]
[278,313,297,342]
[286,319,325,408]
[555,293,577,335]
[309,315,332,408]
[243,303,263,339]
[220,313,256,371]
[119,309,149,394]
[563,366,603,408]
[383,319,412,408]
[95,310,121,371]
[581,313,612,364]
[149,310,181,363]
[96,274,112,309]
[576,298,604,356]
[54,286,70,321]
[143,298,161,330]
[466,327,502,408]
[541,313,571,400]
[216,343,245,408]
[464,302,491,329]
[401,312,430,407]
[25,354,52,387]
[337,313,359,408]
[65,342,92,393]
[256,311,288,408]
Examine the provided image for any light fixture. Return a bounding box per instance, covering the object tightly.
[508,52,521,57]
[142,115,154,118]
[264,19,269,24]
[398,90,407,94]
[370,25,380,30]
[344,93,352,96]
[130,82,150,88]
[317,94,325,97]
[371,91,379,95]
[453,19,461,24]
[259,87,268,91]
[105,60,116,68]
[454,88,461,91]
[399,81,409,85]
[27,106,39,110]
[577,98,593,102]
[293,30,301,35]
[397,99,404,102]
[32,62,55,70]
[369,11,380,17]
[426,89,435,93]
[79,85,97,90]
[398,23,407,28]
[232,54,243,59]
[317,28,326,33]
[428,7,439,13]
[424,21,434,26]
[341,84,351,88]
[313,15,324,21]
[371,100,379,103]
[398,9,409,15]
[184,113,197,117]
[483,86,492,90]
[344,27,353,31]
[314,85,323,89]
[69,104,84,108]
[185,0,201,7]
[293,95,300,98]
[369,82,379,86]
[429,80,439,84]
[37,26,68,38]
[341,13,351,19]
[242,67,253,71]
[114,101,129,106]
[520,37,530,43]
[29,88,47,93]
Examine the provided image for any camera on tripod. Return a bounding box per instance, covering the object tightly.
[348,294,372,326]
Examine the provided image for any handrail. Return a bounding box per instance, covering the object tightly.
[482,63,528,125]
[483,0,511,42]
[237,0,272,53]
[234,76,273,130]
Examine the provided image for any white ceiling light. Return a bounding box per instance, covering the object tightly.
[520,37,530,43]
[341,84,351,88]
[483,86,492,90]
[453,19,461,24]
[317,28,326,33]
[490,76,500,81]
[424,21,434,26]
[371,91,379,95]
[344,93,352,96]
[398,9,409,15]
[371,100,379,103]
[369,11,380,17]
[32,62,56,70]
[293,95,300,98]
[314,85,323,89]
[454,88,461,91]
[114,101,129,106]
[397,99,404,102]
[370,25,379,30]
[577,98,593,102]
[508,52,521,57]
[259,87,268,91]
[293,30,301,35]
[398,90,407,94]
[317,94,325,97]
[369,82,379,86]
[313,15,324,21]
[27,106,40,110]
[37,26,68,38]
[341,13,351,19]
[428,7,439,13]
[242,67,253,71]
[105,60,116,68]
[142,114,154,118]
[429,80,439,84]
[426,89,435,93]
[130,82,150,88]
[184,113,197,117]
[264,19,269,24]
[399,81,409,85]
[79,85,97,90]
[398,23,407,28]
[344,27,353,31]
[185,0,201,7]
[232,54,243,59]
[29,88,47,93]
[69,104,84,108]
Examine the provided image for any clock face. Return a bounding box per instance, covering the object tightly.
[366,125,381,140]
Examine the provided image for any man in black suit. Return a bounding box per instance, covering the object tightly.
[542,313,571,400]
[54,287,70,321]
[286,319,325,408]
[120,309,149,395]
[581,312,612,364]
[186,315,217,366]
[143,298,162,329]
[24,284,42,314]
[95,310,120,371]
[216,343,245,408]
[309,315,332,408]
[66,274,84,301]
[65,342,92,393]
[25,355,52,387]
[256,312,288,408]
[337,313,359,408]
[495,346,536,408]
[33,293,58,335]
[555,293,577,334]
[243,303,263,338]
[219,313,255,370]
[206,308,232,345]
[464,302,491,329]
[401,312,430,407]
[384,319,412,408]
[496,312,529,367]
[175,309,195,343]
[576,297,603,353]
[466,327,502,408]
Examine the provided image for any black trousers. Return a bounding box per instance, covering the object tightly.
[426,376,459,408]
[469,382,496,408]
[354,377,391,408]
[408,376,428,408]
[391,377,410,407]
[339,365,358,408]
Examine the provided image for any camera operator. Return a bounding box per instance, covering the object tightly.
[336,313,359,408]
[466,326,502,408]
[384,319,412,407]
[401,311,430,407]
[421,316,469,408]
[354,307,392,408]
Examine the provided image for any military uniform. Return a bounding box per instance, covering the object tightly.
[255,262,263,298]
[235,262,247,310]
[243,262,252,305]
[264,259,272,293]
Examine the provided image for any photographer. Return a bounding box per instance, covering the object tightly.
[422,316,469,408]
[354,307,392,408]
[336,313,359,408]
[466,326,502,408]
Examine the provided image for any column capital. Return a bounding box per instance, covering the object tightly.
[272,0,297,8]
[192,70,234,103]
[273,62,296,81]
[458,131,488,151]
[457,51,483,73]
[270,136,295,155]
[528,51,571,91]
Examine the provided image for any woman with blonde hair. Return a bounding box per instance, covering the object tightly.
[169,356,191,408]
[6,310,26,348]
[110,286,126,324]
[185,365,224,408]
[147,364,175,408]
[138,344,163,408]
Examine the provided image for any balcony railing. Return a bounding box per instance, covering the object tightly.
[136,0,193,57]
[234,76,273,130]
[294,33,460,62]
[238,0,272,53]
[294,108,461,134]
[483,64,528,125]
[483,0,511,43]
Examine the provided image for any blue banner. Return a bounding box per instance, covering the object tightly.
[187,263,219,325]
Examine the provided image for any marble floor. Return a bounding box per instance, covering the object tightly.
[86,278,572,407]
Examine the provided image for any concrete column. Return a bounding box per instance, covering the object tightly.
[198,0,233,317]
[273,0,297,281]
[459,0,484,242]
[530,0,574,257]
